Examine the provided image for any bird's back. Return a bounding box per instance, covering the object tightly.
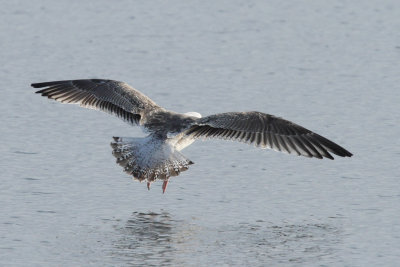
[142,110,198,135]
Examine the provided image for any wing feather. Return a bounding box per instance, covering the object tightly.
[33,79,162,125]
[185,111,352,159]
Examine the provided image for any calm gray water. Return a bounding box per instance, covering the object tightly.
[1,0,400,266]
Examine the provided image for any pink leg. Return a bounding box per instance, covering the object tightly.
[162,179,169,194]
[147,182,151,191]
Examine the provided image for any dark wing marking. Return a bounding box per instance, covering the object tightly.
[32,79,162,125]
[186,111,352,159]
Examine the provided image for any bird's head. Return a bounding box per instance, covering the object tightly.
[184,112,202,118]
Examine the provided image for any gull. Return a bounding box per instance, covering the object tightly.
[33,79,352,193]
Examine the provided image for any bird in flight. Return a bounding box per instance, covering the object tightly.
[33,79,352,193]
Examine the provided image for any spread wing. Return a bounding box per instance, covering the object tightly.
[32,79,162,125]
[186,111,352,159]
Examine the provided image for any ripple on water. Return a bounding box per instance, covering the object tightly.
[110,212,195,266]
[13,151,38,155]
[107,212,343,266]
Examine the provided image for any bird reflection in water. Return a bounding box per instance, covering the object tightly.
[110,212,341,265]
[112,211,190,266]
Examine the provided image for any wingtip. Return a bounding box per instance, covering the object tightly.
[323,149,352,160]
[325,153,335,160]
[31,82,50,88]
[31,80,70,89]
[339,149,353,158]
[31,83,40,88]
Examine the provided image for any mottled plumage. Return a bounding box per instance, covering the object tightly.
[33,79,352,192]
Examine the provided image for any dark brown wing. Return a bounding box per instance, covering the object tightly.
[32,79,162,125]
[186,111,352,159]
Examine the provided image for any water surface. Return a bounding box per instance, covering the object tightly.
[1,0,399,266]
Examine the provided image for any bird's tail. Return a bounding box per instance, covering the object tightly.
[110,136,194,186]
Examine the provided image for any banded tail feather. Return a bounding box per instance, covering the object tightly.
[110,136,194,185]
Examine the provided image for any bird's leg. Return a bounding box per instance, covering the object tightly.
[162,179,169,194]
[147,182,151,191]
